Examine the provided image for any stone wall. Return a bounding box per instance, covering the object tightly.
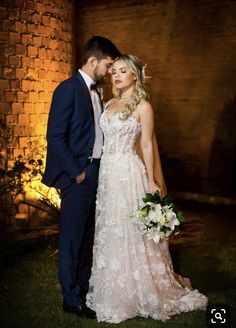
[0,0,75,160]
[0,0,75,222]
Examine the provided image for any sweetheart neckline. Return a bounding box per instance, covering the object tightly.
[104,110,140,125]
[105,110,122,122]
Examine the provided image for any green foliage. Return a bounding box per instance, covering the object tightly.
[0,156,43,195]
[176,211,185,224]
[143,191,185,223]
[0,139,60,226]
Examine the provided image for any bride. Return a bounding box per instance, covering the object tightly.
[87,54,208,323]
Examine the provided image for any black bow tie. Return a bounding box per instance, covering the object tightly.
[90,83,98,91]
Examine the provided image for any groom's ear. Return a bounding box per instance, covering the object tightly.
[88,57,98,69]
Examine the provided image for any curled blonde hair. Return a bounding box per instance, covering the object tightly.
[113,54,150,119]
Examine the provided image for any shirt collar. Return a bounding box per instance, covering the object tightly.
[78,69,95,90]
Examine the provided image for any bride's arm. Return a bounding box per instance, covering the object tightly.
[138,101,160,193]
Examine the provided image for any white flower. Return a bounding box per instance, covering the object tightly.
[130,191,184,243]
[148,209,157,222]
[165,217,180,231]
[158,215,167,225]
[146,228,161,243]
[154,203,162,215]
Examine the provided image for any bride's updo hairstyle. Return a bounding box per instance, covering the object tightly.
[114,54,150,120]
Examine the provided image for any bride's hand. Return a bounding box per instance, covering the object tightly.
[149,180,161,194]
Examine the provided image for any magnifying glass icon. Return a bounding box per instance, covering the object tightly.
[215,312,222,321]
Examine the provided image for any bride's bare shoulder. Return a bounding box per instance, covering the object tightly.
[137,99,154,114]
[105,98,117,109]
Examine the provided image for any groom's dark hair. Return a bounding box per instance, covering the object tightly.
[82,36,121,64]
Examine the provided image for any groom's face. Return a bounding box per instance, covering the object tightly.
[93,57,114,81]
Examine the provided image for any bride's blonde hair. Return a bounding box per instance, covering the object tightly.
[113,54,150,120]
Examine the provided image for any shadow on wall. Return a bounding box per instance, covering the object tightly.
[207,94,236,197]
[154,94,203,194]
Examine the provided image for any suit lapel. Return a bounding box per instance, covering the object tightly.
[76,72,95,121]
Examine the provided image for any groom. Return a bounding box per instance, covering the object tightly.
[42,36,120,318]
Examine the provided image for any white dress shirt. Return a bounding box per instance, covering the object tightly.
[79,69,103,159]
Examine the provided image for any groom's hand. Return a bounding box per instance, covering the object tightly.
[75,171,86,184]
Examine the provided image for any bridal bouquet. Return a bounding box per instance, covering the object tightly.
[130,191,185,243]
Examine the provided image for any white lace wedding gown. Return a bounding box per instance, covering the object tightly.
[87,109,208,323]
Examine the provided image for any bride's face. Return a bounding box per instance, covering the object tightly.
[111,59,136,91]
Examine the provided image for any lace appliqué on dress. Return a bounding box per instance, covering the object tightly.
[87,111,208,323]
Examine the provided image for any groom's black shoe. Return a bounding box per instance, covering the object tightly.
[63,302,84,317]
[81,302,97,319]
[63,301,96,319]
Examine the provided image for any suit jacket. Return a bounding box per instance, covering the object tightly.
[42,72,95,189]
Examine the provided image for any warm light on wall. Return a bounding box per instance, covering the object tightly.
[11,140,61,220]
[0,0,75,224]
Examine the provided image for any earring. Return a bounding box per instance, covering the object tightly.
[134,77,137,80]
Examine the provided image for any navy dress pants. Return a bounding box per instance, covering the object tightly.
[58,160,99,306]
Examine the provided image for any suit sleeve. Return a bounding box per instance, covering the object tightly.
[46,82,83,179]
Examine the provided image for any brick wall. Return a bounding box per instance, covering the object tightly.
[77,0,236,197]
[0,0,75,161]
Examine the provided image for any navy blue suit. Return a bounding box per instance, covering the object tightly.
[42,72,100,306]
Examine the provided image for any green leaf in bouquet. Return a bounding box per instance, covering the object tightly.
[160,195,173,207]
[139,204,150,217]
[142,192,155,203]
[176,211,185,224]
[143,191,161,204]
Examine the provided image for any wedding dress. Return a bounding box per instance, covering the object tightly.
[87,108,208,323]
